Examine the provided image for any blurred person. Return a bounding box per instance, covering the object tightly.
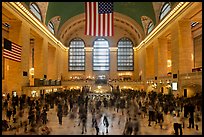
[194,107,201,130]
[123,117,133,135]
[103,114,109,133]
[148,103,154,126]
[81,112,87,134]
[172,111,182,135]
[57,102,63,125]
[132,115,140,135]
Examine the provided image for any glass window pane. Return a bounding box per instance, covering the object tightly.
[68,38,85,71]
[93,38,110,70]
[159,3,171,20]
[117,38,134,71]
[30,3,42,21]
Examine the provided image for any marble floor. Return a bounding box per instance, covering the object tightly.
[2,105,202,135]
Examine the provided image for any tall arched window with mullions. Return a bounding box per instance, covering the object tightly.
[48,21,55,34]
[69,38,85,71]
[147,21,154,34]
[117,38,134,71]
[93,38,110,71]
[159,2,171,21]
[29,3,43,22]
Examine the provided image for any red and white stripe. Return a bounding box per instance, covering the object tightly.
[85,2,113,36]
[3,43,22,62]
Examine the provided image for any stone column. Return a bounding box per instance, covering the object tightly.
[145,44,154,79]
[34,36,48,79]
[137,48,146,82]
[19,22,31,89]
[47,45,57,79]
[109,48,117,80]
[171,19,193,75]
[62,50,68,80]
[178,19,194,74]
[85,47,93,78]
[134,49,139,81]
[157,37,168,77]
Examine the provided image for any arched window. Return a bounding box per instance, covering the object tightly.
[30,3,42,22]
[48,21,55,34]
[93,38,110,71]
[159,2,171,21]
[147,22,154,34]
[117,38,134,71]
[69,38,85,71]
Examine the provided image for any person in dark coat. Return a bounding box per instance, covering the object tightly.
[6,108,12,122]
[103,115,109,133]
[148,104,154,126]
[187,102,195,128]
[7,93,10,101]
[3,99,8,110]
[93,118,99,135]
[157,110,164,129]
[57,103,63,125]
[81,113,87,134]
[12,106,16,118]
[69,97,73,112]
[42,109,47,125]
[28,110,35,126]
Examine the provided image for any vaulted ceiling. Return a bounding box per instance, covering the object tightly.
[23,2,176,35]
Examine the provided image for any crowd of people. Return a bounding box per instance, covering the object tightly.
[2,86,202,135]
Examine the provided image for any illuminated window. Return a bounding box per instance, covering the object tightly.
[30,3,42,22]
[147,22,154,34]
[117,38,134,71]
[93,38,110,71]
[69,38,85,71]
[159,2,171,20]
[48,21,55,34]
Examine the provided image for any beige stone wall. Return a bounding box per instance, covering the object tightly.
[2,4,65,94]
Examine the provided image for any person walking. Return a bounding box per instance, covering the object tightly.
[94,118,99,135]
[194,108,201,131]
[148,104,154,126]
[123,117,133,135]
[172,111,182,135]
[187,102,195,129]
[103,115,109,133]
[81,112,87,134]
[6,107,12,122]
[132,116,140,135]
[57,103,63,125]
[157,110,164,129]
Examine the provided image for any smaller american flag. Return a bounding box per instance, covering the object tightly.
[3,38,22,62]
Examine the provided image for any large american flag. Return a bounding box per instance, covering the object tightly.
[85,2,114,36]
[3,38,22,62]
